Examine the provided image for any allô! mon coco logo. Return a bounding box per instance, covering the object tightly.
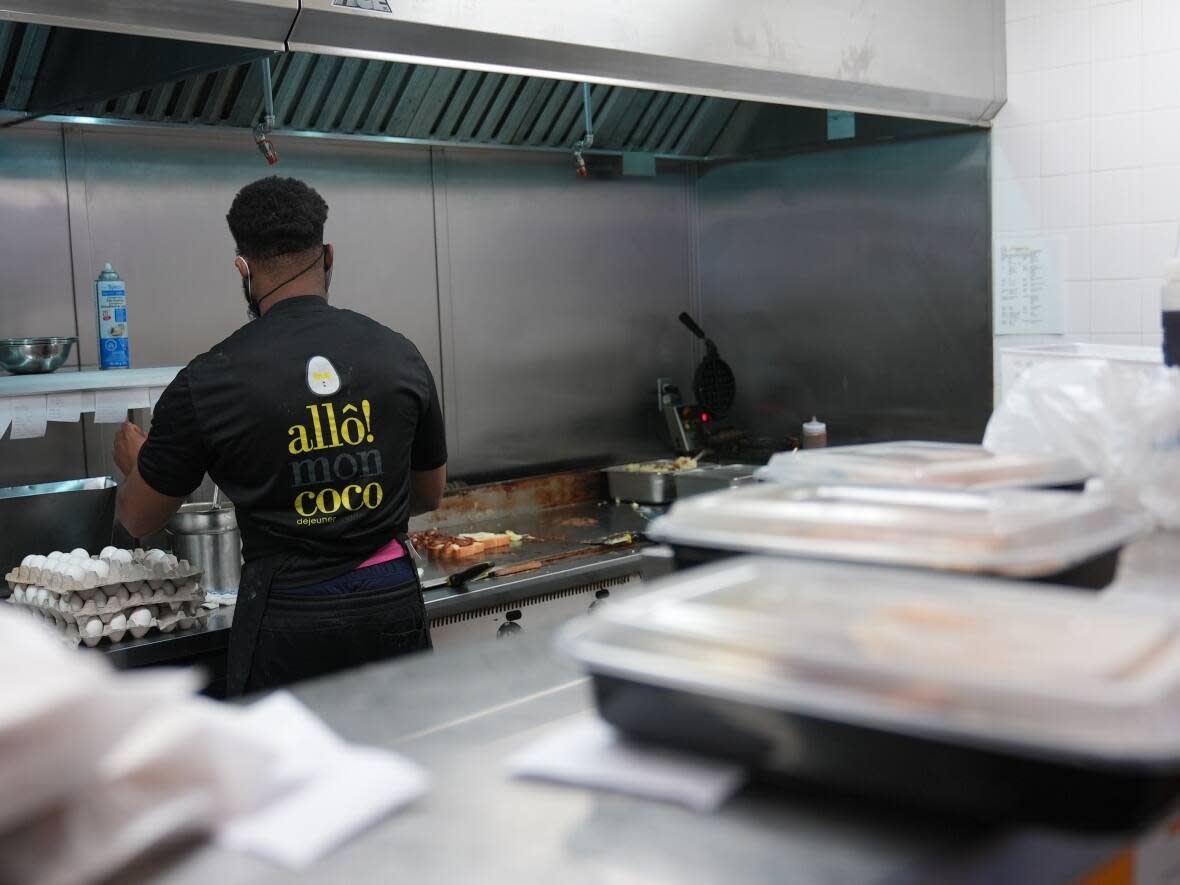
[287,400,385,521]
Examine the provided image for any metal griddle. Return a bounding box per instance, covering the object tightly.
[414,501,650,594]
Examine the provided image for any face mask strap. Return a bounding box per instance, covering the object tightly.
[239,256,259,320]
[239,247,326,319]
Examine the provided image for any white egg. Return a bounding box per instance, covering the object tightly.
[129,608,152,628]
[145,549,165,562]
[92,590,108,608]
[100,546,118,560]
[12,587,23,603]
[67,566,85,585]
[112,550,133,564]
[164,555,179,570]
[93,561,111,580]
[69,595,84,612]
[83,618,103,638]
[108,612,127,631]
[115,586,130,604]
[21,555,34,568]
[37,589,51,607]
[70,548,88,559]
[30,555,46,569]
[161,581,176,597]
[147,579,163,591]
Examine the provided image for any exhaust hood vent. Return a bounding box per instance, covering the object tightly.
[0,22,268,119]
[0,1,997,159]
[0,34,742,159]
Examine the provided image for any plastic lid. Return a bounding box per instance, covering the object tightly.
[103,262,113,272]
[562,557,1180,762]
[757,440,1089,490]
[647,483,1150,576]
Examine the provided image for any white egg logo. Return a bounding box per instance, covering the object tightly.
[306,356,341,396]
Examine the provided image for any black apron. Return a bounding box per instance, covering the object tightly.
[226,533,425,696]
[226,552,289,697]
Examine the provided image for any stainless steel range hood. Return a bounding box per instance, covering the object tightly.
[0,0,296,50]
[0,0,1004,150]
[290,0,1005,126]
[0,1,296,117]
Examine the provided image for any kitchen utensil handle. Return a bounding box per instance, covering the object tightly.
[450,561,494,588]
[679,312,707,340]
[492,560,544,578]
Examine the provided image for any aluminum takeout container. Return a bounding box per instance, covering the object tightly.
[605,460,708,504]
[758,441,1090,491]
[673,464,762,499]
[562,557,1180,827]
[647,483,1151,588]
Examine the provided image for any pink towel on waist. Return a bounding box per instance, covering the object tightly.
[355,536,406,570]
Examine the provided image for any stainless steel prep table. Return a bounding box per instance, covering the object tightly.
[122,604,1158,885]
[113,531,1180,884]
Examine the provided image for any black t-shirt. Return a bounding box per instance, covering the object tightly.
[138,296,446,589]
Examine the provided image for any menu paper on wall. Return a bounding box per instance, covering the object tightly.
[994,237,1065,335]
[46,393,84,423]
[10,397,48,440]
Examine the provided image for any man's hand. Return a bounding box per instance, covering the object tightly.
[113,421,148,477]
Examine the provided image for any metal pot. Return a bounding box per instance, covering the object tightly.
[167,503,242,595]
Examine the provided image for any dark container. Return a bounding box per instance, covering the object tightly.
[0,478,116,582]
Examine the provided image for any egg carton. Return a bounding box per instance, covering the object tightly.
[10,579,205,619]
[7,599,214,648]
[5,547,202,593]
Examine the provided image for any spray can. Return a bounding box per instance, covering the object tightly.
[1164,258,1180,369]
[95,262,130,370]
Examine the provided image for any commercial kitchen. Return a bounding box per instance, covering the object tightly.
[3,2,1180,883]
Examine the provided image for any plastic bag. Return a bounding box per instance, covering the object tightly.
[983,360,1180,528]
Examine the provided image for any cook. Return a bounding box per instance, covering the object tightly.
[112,176,448,695]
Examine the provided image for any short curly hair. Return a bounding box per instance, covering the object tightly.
[226,176,329,261]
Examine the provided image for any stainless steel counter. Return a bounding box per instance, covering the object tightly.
[118,530,1180,884]
[102,501,653,671]
[125,622,1139,885]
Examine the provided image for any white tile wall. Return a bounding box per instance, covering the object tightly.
[993,0,1180,350]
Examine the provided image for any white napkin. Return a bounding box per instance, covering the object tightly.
[0,610,429,882]
[216,692,430,869]
[508,715,745,813]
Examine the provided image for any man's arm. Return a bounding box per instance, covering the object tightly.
[113,420,185,538]
[408,353,448,516]
[117,468,185,538]
[409,465,446,516]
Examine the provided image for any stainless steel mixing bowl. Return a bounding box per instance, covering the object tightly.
[0,337,78,374]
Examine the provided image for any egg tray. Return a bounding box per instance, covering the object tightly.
[5,560,202,593]
[9,580,205,619]
[7,599,214,648]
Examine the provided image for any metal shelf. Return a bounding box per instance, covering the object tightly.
[0,366,182,397]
